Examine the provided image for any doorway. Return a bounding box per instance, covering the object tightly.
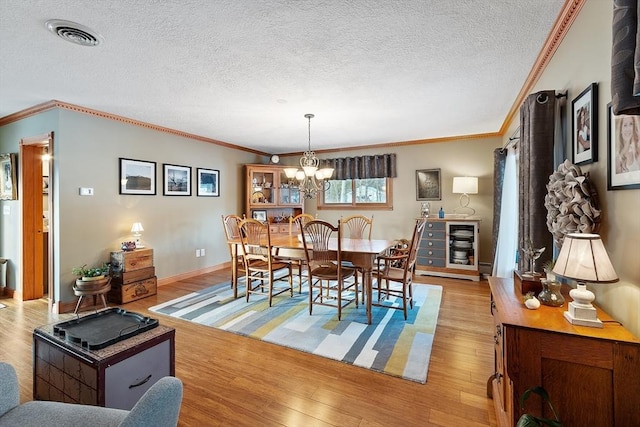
[20,133,54,302]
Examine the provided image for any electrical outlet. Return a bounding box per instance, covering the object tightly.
[201,248,205,256]
[195,249,201,257]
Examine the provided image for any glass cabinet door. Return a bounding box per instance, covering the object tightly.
[278,171,300,205]
[250,170,275,204]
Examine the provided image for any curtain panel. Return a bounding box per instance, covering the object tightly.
[518,91,556,271]
[319,154,397,180]
[611,0,640,115]
[491,148,507,265]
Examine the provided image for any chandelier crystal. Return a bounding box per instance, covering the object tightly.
[283,113,334,199]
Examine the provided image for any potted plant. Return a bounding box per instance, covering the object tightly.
[517,386,563,427]
[72,263,110,290]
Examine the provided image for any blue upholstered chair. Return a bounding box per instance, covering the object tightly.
[0,362,183,427]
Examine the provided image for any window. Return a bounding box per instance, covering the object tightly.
[318,177,393,210]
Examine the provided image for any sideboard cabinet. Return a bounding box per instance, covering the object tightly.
[488,276,640,427]
[245,164,304,234]
[415,217,480,281]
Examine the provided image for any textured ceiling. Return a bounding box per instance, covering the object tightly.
[0,0,565,154]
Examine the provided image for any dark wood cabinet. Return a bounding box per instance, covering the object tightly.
[488,276,640,426]
[33,324,175,410]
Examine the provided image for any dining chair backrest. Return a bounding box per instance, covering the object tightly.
[341,215,373,239]
[289,213,314,235]
[222,214,243,242]
[406,218,427,274]
[238,218,271,260]
[301,219,342,267]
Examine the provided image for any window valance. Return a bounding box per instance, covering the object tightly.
[319,153,397,180]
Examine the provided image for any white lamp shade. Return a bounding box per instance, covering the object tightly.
[283,168,298,178]
[452,176,478,194]
[319,167,334,179]
[552,233,619,283]
[131,222,144,233]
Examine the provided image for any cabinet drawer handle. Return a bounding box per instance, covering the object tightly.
[428,232,433,237]
[428,260,433,265]
[428,251,433,255]
[428,223,433,228]
[128,374,152,389]
[428,242,433,247]
[495,325,501,337]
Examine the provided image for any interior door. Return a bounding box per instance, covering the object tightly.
[20,134,52,301]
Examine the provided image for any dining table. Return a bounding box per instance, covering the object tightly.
[228,234,394,324]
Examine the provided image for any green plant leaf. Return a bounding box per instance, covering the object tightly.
[516,414,541,427]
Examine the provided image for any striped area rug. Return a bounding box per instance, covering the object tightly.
[149,279,442,383]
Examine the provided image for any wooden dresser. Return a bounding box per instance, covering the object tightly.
[488,276,640,426]
[108,248,156,303]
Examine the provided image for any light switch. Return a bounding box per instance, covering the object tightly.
[79,187,94,196]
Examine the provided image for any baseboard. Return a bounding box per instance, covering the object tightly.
[156,262,230,287]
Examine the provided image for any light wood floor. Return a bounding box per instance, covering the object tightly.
[0,270,497,427]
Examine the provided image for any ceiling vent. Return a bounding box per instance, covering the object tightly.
[45,19,103,47]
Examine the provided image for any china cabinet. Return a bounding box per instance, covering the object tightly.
[415,217,480,281]
[245,164,304,235]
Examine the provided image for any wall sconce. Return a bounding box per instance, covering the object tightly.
[452,176,478,216]
[131,222,144,248]
[552,233,619,328]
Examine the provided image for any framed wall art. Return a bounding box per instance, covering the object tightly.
[572,82,598,165]
[119,158,156,195]
[252,210,267,222]
[196,168,220,197]
[607,102,640,190]
[163,163,191,196]
[0,153,17,200]
[416,168,441,201]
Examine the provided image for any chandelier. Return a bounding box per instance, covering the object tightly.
[283,113,334,199]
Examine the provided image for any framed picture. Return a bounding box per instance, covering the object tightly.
[607,103,640,190]
[196,168,220,197]
[163,163,191,196]
[572,82,598,165]
[252,210,267,222]
[42,176,49,194]
[416,168,441,201]
[0,153,18,200]
[119,158,156,195]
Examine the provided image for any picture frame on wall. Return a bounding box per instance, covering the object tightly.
[119,158,156,195]
[0,153,17,200]
[163,163,192,196]
[572,82,598,165]
[416,168,441,201]
[196,168,220,197]
[607,102,640,190]
[252,210,267,222]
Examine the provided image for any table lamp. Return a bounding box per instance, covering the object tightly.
[552,233,618,328]
[131,222,144,248]
[452,176,478,216]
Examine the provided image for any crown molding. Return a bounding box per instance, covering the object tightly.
[500,0,585,134]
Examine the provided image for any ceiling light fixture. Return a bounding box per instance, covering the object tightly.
[45,19,103,47]
[284,114,334,199]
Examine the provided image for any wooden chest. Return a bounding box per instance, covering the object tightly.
[109,248,156,303]
[110,248,153,274]
[108,276,157,304]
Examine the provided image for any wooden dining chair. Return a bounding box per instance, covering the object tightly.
[301,219,357,320]
[341,214,373,303]
[238,218,293,306]
[373,218,427,319]
[274,213,315,291]
[221,214,245,298]
[341,214,373,239]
